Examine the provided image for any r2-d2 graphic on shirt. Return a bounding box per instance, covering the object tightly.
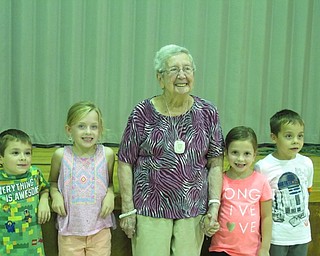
[273,172,306,226]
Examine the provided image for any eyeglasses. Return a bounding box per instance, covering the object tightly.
[162,66,194,76]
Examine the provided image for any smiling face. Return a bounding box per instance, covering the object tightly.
[0,140,32,176]
[158,53,194,97]
[226,140,256,179]
[271,122,304,160]
[66,110,101,154]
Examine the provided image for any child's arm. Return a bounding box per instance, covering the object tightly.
[48,148,67,216]
[100,147,115,218]
[258,199,272,256]
[38,189,51,224]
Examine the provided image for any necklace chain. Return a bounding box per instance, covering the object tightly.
[163,96,180,140]
[162,95,188,154]
[162,95,189,140]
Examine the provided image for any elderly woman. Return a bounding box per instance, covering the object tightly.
[118,44,224,256]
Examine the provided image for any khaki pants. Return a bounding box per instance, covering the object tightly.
[58,228,111,256]
[132,215,204,256]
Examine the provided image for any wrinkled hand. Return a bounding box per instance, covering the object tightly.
[201,214,220,237]
[120,214,136,238]
[100,193,114,218]
[51,193,67,217]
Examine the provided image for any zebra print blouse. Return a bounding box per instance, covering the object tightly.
[118,95,224,219]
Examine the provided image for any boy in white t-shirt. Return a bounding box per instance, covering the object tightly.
[255,109,314,256]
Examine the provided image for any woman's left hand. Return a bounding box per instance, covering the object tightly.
[200,214,220,237]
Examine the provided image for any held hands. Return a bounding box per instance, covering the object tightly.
[201,201,221,236]
[201,213,220,237]
[100,192,114,218]
[51,192,67,217]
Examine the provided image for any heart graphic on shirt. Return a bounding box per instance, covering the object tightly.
[227,222,236,232]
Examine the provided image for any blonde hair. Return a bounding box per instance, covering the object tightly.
[66,101,104,137]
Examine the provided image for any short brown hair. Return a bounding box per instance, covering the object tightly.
[270,109,304,135]
[0,129,32,156]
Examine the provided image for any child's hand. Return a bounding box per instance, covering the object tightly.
[51,192,67,217]
[258,248,270,256]
[200,214,220,237]
[100,192,114,218]
[38,198,51,224]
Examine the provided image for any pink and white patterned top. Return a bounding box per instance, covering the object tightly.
[57,145,114,236]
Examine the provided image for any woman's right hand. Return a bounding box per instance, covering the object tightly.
[120,214,136,238]
[51,192,67,216]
